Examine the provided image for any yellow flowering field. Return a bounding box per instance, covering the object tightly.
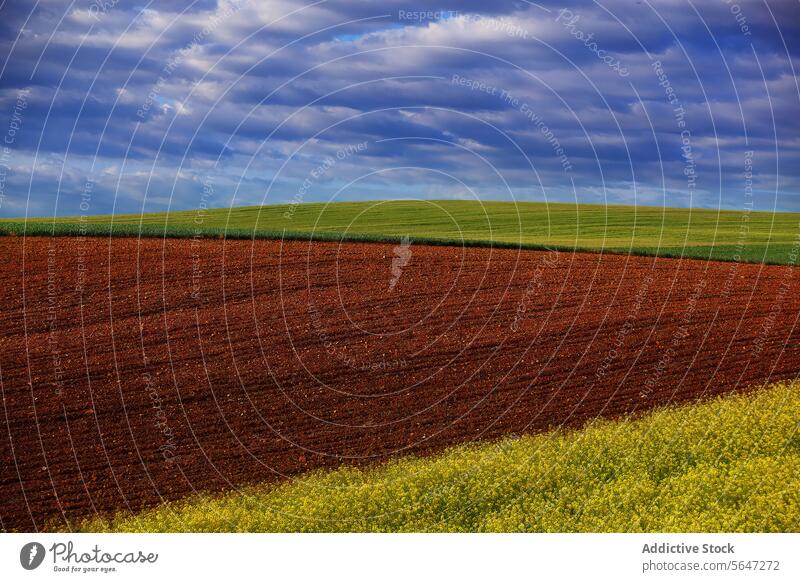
[75,381,800,532]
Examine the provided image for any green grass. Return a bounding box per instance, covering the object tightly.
[3,200,800,264]
[74,381,800,533]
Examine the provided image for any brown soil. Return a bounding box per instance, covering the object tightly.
[1,236,798,531]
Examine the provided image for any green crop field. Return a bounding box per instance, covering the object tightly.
[3,200,800,264]
[72,381,800,533]
[8,200,800,533]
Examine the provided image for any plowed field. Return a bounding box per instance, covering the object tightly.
[1,236,798,530]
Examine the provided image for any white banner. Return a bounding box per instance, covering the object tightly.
[1,533,798,581]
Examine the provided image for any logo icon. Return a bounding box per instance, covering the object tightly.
[20,542,46,570]
[388,236,412,291]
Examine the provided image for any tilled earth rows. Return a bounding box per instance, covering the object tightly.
[1,236,799,530]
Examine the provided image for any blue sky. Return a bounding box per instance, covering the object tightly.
[0,0,798,217]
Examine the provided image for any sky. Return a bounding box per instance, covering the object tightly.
[0,0,798,218]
